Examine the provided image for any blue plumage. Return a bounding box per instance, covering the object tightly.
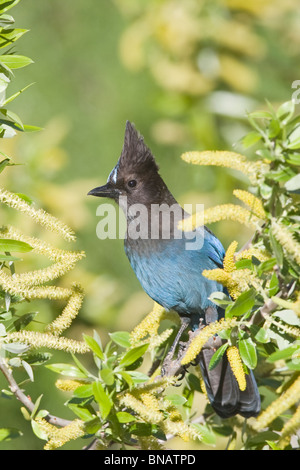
[88,120,261,418]
[124,228,225,318]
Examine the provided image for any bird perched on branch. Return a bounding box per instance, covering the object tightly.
[88,121,260,418]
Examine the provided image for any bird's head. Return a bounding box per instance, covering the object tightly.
[88,121,171,207]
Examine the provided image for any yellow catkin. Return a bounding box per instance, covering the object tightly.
[252,375,300,431]
[181,318,239,365]
[235,247,270,262]
[119,393,164,424]
[223,241,238,273]
[46,284,84,335]
[0,188,75,241]
[5,331,90,354]
[44,419,85,450]
[130,376,177,395]
[233,189,266,219]
[272,221,300,265]
[180,204,260,232]
[202,268,240,299]
[12,259,78,289]
[55,379,86,392]
[130,302,165,344]
[162,419,203,442]
[0,225,84,262]
[140,392,161,412]
[181,151,268,184]
[35,418,58,439]
[269,318,300,339]
[278,405,300,449]
[148,328,173,350]
[0,269,73,301]
[226,346,247,391]
[119,390,202,443]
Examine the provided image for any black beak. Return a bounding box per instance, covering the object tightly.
[87,182,119,199]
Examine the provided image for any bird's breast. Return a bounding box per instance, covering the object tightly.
[124,235,225,316]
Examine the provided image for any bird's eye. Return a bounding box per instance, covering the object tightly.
[128,179,137,188]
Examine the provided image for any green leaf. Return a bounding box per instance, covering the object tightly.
[22,124,43,132]
[267,344,300,362]
[266,440,281,450]
[46,363,87,378]
[276,100,295,123]
[285,173,300,193]
[192,423,216,446]
[2,342,29,354]
[242,131,262,148]
[250,325,269,343]
[30,394,43,420]
[257,257,276,275]
[68,403,95,421]
[0,427,22,441]
[0,108,24,129]
[126,370,150,384]
[0,238,32,253]
[109,331,131,348]
[119,343,148,367]
[116,411,136,423]
[268,119,281,138]
[235,259,253,270]
[99,367,115,386]
[269,228,283,268]
[209,291,232,308]
[165,394,187,406]
[73,384,93,398]
[71,353,90,378]
[31,419,48,441]
[0,54,33,69]
[273,309,300,326]
[92,381,113,420]
[268,272,279,296]
[239,338,257,369]
[21,360,34,382]
[117,370,133,388]
[226,288,256,318]
[13,312,37,331]
[0,1,21,13]
[84,416,102,434]
[0,157,11,173]
[246,431,280,448]
[23,352,52,366]
[248,110,273,120]
[83,334,104,360]
[2,83,34,106]
[286,153,300,166]
[0,253,20,261]
[208,343,229,370]
[0,28,28,49]
[287,124,300,149]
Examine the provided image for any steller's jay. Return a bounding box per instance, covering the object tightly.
[88,121,261,418]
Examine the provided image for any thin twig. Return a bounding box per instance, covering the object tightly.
[0,356,71,427]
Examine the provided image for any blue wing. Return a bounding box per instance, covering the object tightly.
[125,226,226,318]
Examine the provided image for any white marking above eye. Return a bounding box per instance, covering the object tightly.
[108,164,118,184]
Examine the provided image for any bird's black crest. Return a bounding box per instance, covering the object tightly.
[118,121,159,174]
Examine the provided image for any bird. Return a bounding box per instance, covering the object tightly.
[88,120,261,419]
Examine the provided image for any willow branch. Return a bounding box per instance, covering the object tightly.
[0,356,71,427]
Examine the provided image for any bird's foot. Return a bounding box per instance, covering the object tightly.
[160,328,202,378]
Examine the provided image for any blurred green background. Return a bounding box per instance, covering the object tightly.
[0,0,299,449]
